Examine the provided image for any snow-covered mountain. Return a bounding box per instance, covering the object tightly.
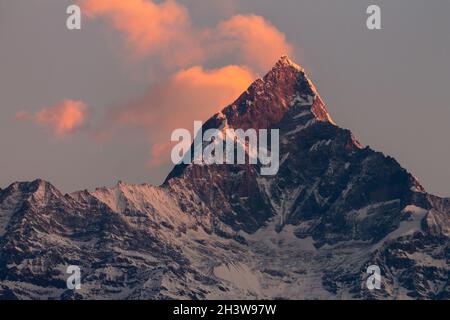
[0,56,448,299]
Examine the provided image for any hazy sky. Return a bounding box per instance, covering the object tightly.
[1,0,449,196]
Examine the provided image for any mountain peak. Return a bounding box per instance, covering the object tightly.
[216,56,331,131]
[5,178,54,193]
[274,54,303,72]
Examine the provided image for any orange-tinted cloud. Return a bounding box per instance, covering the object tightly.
[79,0,203,66]
[216,14,294,72]
[80,1,294,72]
[109,65,254,163]
[17,100,88,137]
[115,65,254,129]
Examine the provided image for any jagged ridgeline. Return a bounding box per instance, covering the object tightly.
[0,56,448,299]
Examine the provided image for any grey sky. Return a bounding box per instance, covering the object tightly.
[1,0,449,196]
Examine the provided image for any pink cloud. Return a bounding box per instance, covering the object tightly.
[17,100,88,137]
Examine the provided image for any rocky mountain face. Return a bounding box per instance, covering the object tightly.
[0,56,448,300]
